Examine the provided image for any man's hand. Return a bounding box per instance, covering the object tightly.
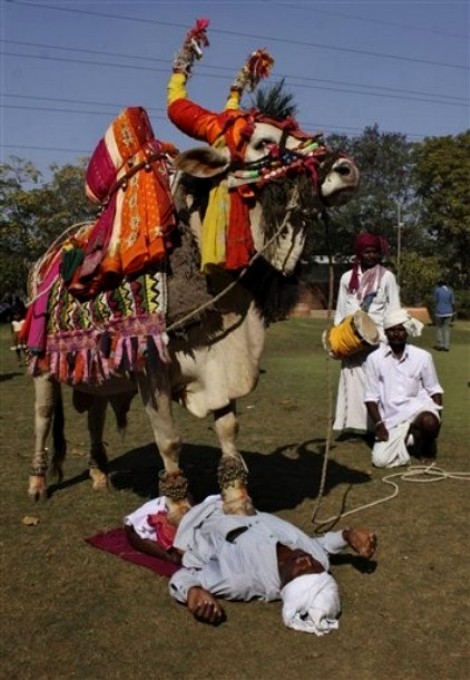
[187,586,225,625]
[375,422,389,442]
[343,528,377,559]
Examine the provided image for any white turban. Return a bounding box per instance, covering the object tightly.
[281,572,341,635]
[383,308,424,337]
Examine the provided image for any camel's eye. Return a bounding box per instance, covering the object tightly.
[253,137,276,151]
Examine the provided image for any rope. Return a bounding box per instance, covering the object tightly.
[311,210,335,523]
[312,463,470,531]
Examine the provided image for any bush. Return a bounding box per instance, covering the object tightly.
[454,289,470,320]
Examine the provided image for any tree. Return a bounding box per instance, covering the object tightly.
[397,251,441,305]
[412,131,470,288]
[0,156,94,298]
[0,157,42,297]
[323,125,420,260]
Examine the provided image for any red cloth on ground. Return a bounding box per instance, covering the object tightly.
[85,527,179,578]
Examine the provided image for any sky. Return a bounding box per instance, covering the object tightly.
[1,0,469,178]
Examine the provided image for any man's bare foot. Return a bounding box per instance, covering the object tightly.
[343,528,377,559]
[418,456,436,465]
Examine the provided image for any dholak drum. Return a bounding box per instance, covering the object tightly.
[322,310,380,359]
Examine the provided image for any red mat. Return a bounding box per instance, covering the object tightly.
[85,527,179,578]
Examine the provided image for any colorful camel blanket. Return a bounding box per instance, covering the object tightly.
[26,250,169,384]
[23,107,179,385]
[66,106,177,302]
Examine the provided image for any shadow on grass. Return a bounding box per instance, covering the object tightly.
[331,553,378,575]
[46,439,370,512]
[101,438,371,513]
[0,371,23,382]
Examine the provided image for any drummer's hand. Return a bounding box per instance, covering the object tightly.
[375,423,389,442]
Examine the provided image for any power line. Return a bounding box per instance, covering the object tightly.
[6,0,469,71]
[3,54,467,108]
[1,103,169,119]
[0,113,432,161]
[270,2,469,40]
[0,95,459,143]
[3,39,467,103]
[2,92,158,110]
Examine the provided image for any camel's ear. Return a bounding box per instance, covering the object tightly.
[175,147,230,178]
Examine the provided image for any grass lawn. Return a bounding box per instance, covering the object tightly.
[1,318,469,680]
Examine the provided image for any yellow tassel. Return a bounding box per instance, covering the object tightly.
[200,182,229,271]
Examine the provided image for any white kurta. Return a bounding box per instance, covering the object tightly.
[168,496,348,604]
[364,343,443,467]
[332,266,401,433]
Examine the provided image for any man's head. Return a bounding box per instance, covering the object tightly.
[281,571,341,635]
[384,322,408,349]
[348,232,390,292]
[383,308,424,348]
[354,233,389,269]
[277,545,324,587]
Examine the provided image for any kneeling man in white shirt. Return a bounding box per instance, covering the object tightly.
[364,308,443,467]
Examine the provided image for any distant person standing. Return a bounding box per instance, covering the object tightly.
[433,281,454,352]
[333,232,401,437]
[10,309,27,366]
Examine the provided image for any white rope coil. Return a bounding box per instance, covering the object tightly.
[313,463,470,530]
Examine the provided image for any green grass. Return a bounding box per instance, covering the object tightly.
[1,318,469,680]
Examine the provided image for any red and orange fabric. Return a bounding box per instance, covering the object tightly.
[69,107,176,300]
[168,72,257,270]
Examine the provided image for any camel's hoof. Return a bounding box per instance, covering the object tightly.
[28,476,47,502]
[89,468,110,491]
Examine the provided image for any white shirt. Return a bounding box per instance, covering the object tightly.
[334,267,401,337]
[364,343,443,429]
[169,497,348,604]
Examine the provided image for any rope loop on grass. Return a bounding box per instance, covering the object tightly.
[312,463,470,530]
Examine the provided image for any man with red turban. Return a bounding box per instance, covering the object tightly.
[333,232,401,437]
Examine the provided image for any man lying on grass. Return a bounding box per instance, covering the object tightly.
[125,494,377,634]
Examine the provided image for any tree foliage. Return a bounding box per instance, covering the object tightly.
[1,118,468,304]
[323,125,420,258]
[412,131,470,287]
[0,156,94,297]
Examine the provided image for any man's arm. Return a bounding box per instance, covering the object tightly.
[169,568,225,625]
[431,393,443,417]
[420,355,444,402]
[125,525,182,564]
[364,354,389,440]
[342,528,377,559]
[386,271,401,310]
[317,528,377,560]
[365,400,389,441]
[333,275,348,326]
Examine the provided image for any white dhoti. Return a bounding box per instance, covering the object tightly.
[333,352,374,432]
[371,406,441,469]
[371,421,412,468]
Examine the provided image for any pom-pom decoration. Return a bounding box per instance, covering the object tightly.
[231,49,275,94]
[172,18,211,76]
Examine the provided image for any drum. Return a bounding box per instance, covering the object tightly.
[322,309,380,359]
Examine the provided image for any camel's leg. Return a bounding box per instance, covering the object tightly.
[213,403,255,516]
[136,372,190,526]
[29,374,59,500]
[87,395,110,491]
